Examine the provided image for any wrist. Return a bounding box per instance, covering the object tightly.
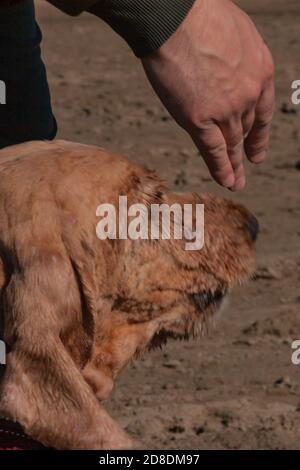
[88,0,196,58]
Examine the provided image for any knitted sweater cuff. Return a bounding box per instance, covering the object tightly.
[88,0,196,58]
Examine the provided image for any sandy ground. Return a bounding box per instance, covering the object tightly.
[35,0,300,449]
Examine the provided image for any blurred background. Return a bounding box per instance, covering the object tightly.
[36,0,300,449]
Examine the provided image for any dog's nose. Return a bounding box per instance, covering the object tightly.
[247,214,259,242]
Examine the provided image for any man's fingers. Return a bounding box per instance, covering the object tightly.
[245,81,275,163]
[242,109,256,138]
[192,125,235,188]
[219,120,246,191]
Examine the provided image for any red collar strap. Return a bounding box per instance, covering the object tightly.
[0,418,48,450]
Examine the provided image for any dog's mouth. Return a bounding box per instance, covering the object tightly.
[189,289,226,313]
[147,288,227,350]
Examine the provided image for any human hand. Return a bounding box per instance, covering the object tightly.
[142,0,275,191]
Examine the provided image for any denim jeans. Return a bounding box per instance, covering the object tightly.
[0,0,56,148]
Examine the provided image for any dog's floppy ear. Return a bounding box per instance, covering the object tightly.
[60,227,98,365]
[0,249,133,449]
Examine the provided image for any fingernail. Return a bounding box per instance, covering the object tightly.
[222,174,235,188]
[229,176,246,192]
[250,151,267,164]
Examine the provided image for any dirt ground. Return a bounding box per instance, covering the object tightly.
[36,0,300,449]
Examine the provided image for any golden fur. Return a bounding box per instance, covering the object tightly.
[0,140,256,449]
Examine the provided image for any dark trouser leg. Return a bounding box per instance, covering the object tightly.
[0,0,57,149]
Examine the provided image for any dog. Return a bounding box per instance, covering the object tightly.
[0,140,258,449]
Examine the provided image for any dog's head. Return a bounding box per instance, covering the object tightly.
[0,141,259,448]
[84,169,258,398]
